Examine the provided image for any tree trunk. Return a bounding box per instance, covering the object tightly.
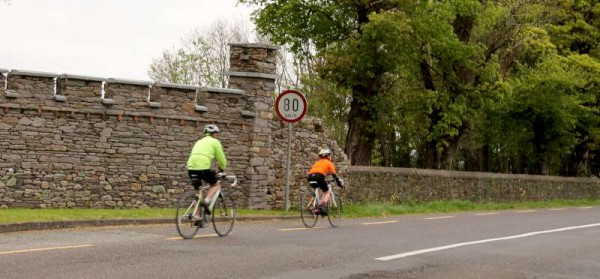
[345,96,376,165]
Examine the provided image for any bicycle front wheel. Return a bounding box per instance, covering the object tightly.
[176,191,201,239]
[300,191,318,228]
[212,194,236,237]
[327,194,343,227]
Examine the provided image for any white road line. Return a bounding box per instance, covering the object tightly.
[0,245,93,255]
[375,222,600,261]
[424,216,454,220]
[166,234,218,240]
[515,210,536,213]
[278,227,326,232]
[475,212,499,216]
[578,207,593,209]
[549,208,567,211]
[362,221,398,225]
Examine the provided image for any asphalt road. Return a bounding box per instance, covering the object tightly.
[1,207,600,279]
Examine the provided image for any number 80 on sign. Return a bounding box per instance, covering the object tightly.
[275,90,307,123]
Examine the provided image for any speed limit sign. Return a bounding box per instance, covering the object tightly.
[275,89,307,123]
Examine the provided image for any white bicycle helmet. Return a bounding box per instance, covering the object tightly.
[318,148,332,157]
[204,124,220,134]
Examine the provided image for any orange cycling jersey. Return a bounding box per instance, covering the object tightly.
[308,158,337,175]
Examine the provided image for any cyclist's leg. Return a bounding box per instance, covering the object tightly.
[321,190,331,204]
[199,169,219,214]
[188,170,204,219]
[205,180,221,204]
[307,173,324,211]
[312,174,329,215]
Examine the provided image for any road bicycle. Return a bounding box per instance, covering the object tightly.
[300,179,343,228]
[176,173,237,239]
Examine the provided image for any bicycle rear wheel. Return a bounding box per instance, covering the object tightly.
[327,194,343,227]
[212,194,236,237]
[176,191,201,239]
[300,191,318,228]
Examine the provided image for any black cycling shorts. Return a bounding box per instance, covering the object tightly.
[307,173,328,192]
[188,169,217,189]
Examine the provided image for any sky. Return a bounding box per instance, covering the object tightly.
[0,0,254,80]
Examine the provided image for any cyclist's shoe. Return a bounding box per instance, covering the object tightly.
[318,204,328,216]
[191,215,202,222]
[312,207,320,215]
[201,200,211,215]
[193,219,207,228]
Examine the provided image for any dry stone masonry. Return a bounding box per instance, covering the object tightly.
[0,44,300,209]
[1,43,598,210]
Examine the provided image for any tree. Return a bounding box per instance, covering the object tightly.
[241,0,412,165]
[148,19,256,87]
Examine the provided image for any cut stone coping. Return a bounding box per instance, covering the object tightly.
[101,98,116,105]
[199,86,245,95]
[225,71,280,80]
[106,78,153,86]
[241,110,256,118]
[9,69,58,78]
[195,105,208,112]
[0,68,9,74]
[59,74,106,82]
[148,101,161,108]
[154,82,199,91]
[54,95,67,102]
[4,90,20,98]
[228,43,279,50]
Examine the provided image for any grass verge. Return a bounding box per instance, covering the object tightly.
[1,199,599,224]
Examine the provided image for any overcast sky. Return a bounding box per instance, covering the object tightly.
[0,0,254,80]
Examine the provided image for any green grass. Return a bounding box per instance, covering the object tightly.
[341,199,600,218]
[1,199,599,224]
[0,207,298,224]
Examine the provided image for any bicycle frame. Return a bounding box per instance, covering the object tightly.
[184,175,237,218]
[310,180,337,209]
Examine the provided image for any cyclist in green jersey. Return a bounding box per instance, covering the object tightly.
[187,124,227,219]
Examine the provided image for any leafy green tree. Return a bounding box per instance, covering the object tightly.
[241,0,414,165]
[148,19,256,87]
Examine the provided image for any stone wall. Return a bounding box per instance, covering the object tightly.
[268,116,349,209]
[0,44,278,209]
[346,167,600,203]
[2,43,598,210]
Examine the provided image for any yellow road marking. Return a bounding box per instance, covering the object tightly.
[424,216,454,220]
[362,221,398,225]
[0,245,92,255]
[475,212,499,216]
[549,208,567,211]
[166,234,218,240]
[578,207,593,209]
[515,210,536,213]
[278,227,326,231]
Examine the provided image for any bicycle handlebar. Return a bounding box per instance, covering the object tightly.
[225,175,238,187]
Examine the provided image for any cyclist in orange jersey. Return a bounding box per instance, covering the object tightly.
[307,148,344,215]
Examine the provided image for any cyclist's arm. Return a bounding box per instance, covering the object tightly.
[327,162,343,187]
[214,140,227,171]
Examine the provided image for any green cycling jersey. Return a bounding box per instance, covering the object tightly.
[187,135,227,170]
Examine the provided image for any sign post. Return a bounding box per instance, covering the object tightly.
[275,90,307,211]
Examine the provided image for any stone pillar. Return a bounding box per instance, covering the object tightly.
[226,43,279,209]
